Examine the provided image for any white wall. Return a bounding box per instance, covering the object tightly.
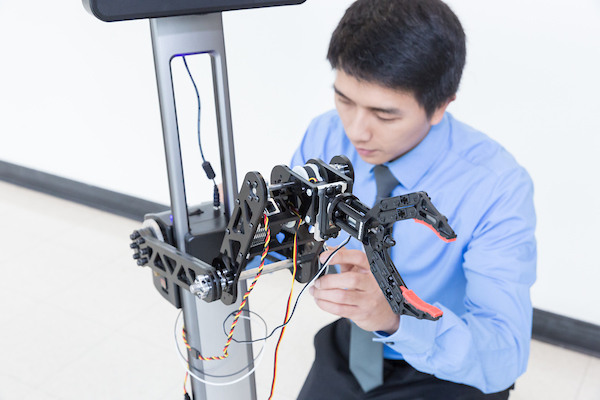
[1,0,599,324]
[445,0,600,325]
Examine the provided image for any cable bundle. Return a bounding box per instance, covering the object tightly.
[183,213,271,361]
[177,206,351,396]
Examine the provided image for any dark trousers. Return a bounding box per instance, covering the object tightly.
[298,319,513,400]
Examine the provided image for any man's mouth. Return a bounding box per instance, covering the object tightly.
[356,148,376,156]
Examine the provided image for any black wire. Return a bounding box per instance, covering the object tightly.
[225,237,351,344]
[176,309,267,379]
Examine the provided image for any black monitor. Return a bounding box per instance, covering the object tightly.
[83,0,306,22]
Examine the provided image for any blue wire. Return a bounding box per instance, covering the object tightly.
[182,56,217,189]
[182,56,207,164]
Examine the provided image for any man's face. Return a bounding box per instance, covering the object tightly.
[334,70,444,165]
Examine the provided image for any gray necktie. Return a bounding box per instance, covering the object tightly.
[373,164,400,205]
[349,165,399,392]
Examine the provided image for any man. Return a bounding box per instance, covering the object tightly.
[290,0,536,399]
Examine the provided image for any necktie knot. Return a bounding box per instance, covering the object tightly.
[373,165,399,206]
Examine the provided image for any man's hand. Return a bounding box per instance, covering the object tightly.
[309,248,400,334]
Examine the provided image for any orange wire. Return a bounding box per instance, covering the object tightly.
[268,228,298,399]
[183,213,271,361]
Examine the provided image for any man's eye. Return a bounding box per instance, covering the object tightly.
[377,115,398,122]
[336,96,352,105]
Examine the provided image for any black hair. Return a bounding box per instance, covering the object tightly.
[328,0,466,118]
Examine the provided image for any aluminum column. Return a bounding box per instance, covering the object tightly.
[150,14,256,400]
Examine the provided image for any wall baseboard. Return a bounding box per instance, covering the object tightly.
[0,160,168,221]
[1,159,599,358]
[532,308,600,358]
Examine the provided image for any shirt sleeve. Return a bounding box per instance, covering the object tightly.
[373,166,537,394]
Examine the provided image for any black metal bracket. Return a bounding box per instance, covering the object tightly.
[130,228,221,304]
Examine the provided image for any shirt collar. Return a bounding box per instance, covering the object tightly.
[378,113,451,191]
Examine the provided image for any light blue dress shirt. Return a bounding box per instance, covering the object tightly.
[290,110,536,394]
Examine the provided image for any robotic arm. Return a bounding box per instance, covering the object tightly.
[130,156,456,321]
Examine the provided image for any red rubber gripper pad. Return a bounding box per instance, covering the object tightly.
[414,219,456,243]
[400,286,443,319]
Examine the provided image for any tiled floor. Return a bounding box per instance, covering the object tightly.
[0,180,598,400]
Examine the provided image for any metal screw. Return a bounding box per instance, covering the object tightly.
[384,236,396,247]
[306,189,313,196]
[305,216,312,224]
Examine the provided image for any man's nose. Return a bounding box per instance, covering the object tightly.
[346,109,372,143]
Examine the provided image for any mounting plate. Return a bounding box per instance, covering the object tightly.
[83,0,306,22]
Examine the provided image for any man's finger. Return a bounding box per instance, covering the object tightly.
[319,248,369,270]
[318,247,338,265]
[339,264,369,273]
[313,298,359,320]
[314,271,370,291]
[312,286,363,307]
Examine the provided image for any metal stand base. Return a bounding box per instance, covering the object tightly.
[150,14,256,400]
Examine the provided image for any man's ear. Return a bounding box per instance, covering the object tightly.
[430,95,456,125]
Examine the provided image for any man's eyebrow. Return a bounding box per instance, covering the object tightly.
[333,85,352,101]
[333,85,403,116]
[368,106,403,116]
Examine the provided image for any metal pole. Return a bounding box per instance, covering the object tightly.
[150,14,256,400]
